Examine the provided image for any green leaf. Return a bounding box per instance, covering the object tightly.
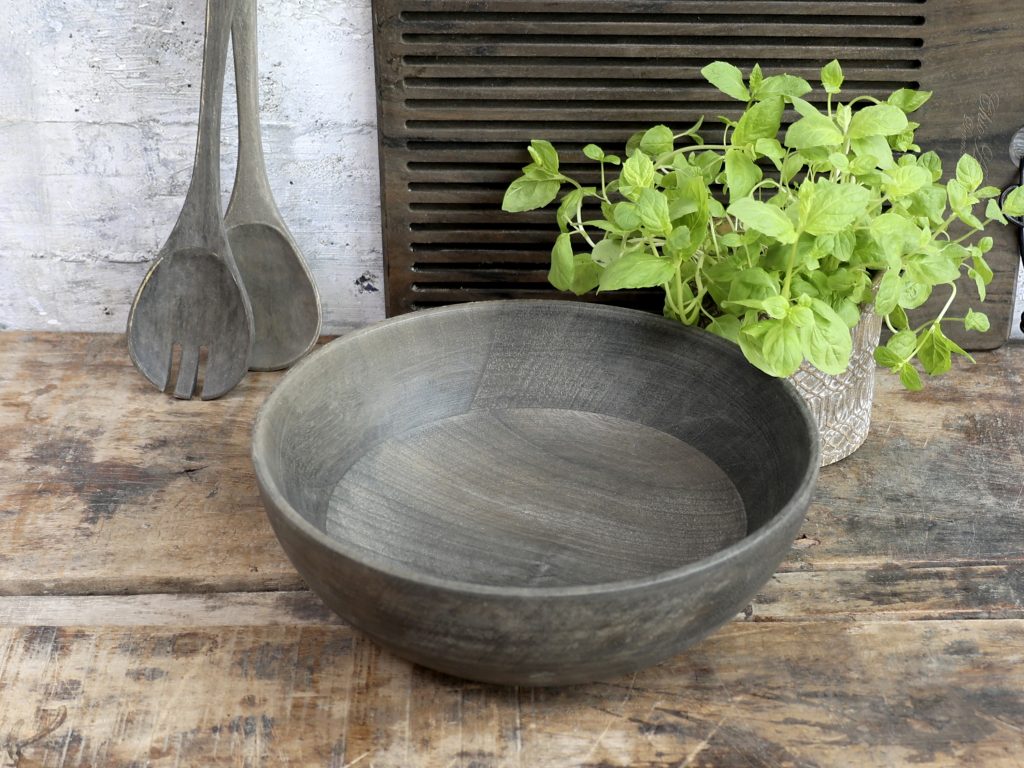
[612,202,642,231]
[848,104,909,139]
[986,198,1008,225]
[556,188,585,232]
[883,165,932,199]
[956,154,985,191]
[868,211,925,268]
[784,112,844,150]
[756,74,812,99]
[727,268,781,303]
[947,179,983,229]
[887,329,917,359]
[1002,185,1024,217]
[737,324,775,376]
[851,134,895,171]
[732,96,784,146]
[701,61,750,101]
[900,279,933,309]
[898,363,923,390]
[818,230,857,263]
[763,295,791,319]
[917,151,943,181]
[908,185,948,225]
[829,152,850,171]
[638,125,674,158]
[965,309,991,333]
[889,305,909,331]
[972,251,994,284]
[887,88,932,113]
[502,175,562,212]
[904,249,961,285]
[970,251,993,301]
[799,179,871,236]
[598,250,676,292]
[755,138,785,162]
[527,139,559,173]
[620,151,656,198]
[835,104,852,133]
[820,60,844,94]
[582,144,605,162]
[637,188,673,233]
[835,298,862,328]
[918,326,952,376]
[707,314,742,343]
[724,149,763,202]
[804,298,853,374]
[781,154,806,184]
[665,225,694,258]
[571,253,602,295]
[762,317,807,377]
[874,346,903,370]
[548,233,575,292]
[969,269,987,301]
[748,63,764,95]
[590,237,621,266]
[727,199,798,244]
[874,270,902,315]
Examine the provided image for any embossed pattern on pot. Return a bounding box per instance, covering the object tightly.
[790,306,884,466]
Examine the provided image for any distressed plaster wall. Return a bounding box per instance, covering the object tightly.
[0,0,385,333]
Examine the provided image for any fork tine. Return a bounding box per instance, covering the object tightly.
[174,345,200,399]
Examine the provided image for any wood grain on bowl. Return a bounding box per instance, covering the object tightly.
[252,300,820,684]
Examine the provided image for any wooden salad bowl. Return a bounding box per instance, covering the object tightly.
[252,300,819,685]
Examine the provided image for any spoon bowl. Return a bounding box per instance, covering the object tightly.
[226,221,320,371]
[225,0,321,371]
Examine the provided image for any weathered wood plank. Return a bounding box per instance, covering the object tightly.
[1,559,1021,632]
[2,332,1024,597]
[0,332,302,596]
[0,592,338,628]
[0,620,1021,767]
[791,347,1024,570]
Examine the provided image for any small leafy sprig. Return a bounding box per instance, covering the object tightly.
[502,60,1024,389]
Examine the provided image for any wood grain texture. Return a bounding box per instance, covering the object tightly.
[0,332,301,596]
[373,0,1024,346]
[1,331,1024,763]
[253,301,818,684]
[0,620,1022,767]
[2,331,1024,595]
[326,407,746,585]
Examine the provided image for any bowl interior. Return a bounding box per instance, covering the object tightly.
[254,301,818,590]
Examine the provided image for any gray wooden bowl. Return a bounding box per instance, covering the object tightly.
[252,300,820,685]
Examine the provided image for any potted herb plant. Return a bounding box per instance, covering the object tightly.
[502,60,1024,464]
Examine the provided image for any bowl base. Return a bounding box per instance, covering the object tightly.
[326,407,746,589]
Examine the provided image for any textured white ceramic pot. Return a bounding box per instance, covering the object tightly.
[789,304,884,466]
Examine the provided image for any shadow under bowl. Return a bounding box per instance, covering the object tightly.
[252,300,820,686]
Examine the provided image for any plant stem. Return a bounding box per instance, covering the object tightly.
[782,234,802,298]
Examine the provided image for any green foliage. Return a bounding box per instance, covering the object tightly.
[501,61,1008,388]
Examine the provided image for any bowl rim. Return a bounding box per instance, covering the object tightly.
[251,299,821,599]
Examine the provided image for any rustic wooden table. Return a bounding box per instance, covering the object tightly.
[1,332,1022,767]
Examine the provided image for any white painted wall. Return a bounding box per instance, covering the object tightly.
[0,0,384,334]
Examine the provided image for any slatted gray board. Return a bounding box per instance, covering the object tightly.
[372,0,1024,348]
